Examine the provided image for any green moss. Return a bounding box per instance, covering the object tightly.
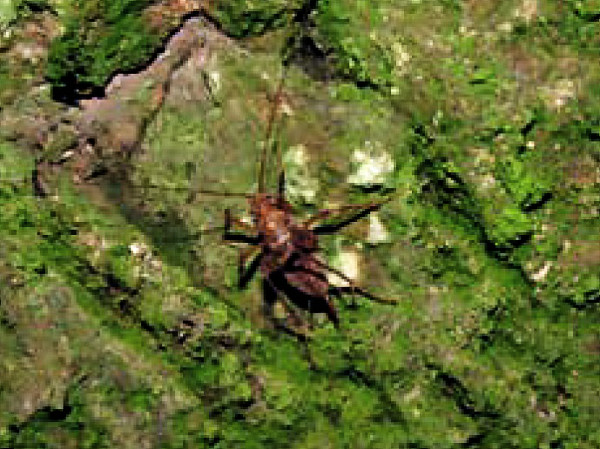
[496,153,551,210]
[414,142,534,255]
[5,383,111,449]
[311,0,393,87]
[104,244,139,290]
[514,1,600,54]
[0,1,19,29]
[2,0,600,446]
[46,0,160,99]
[44,0,306,101]
[0,0,52,29]
[482,201,532,251]
[211,0,301,38]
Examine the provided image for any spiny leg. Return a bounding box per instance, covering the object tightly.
[261,277,278,325]
[262,278,310,341]
[307,296,314,330]
[223,212,262,288]
[312,198,392,235]
[261,276,310,369]
[223,209,260,245]
[238,247,262,289]
[278,171,286,204]
[305,202,383,228]
[224,208,256,233]
[329,286,358,309]
[329,285,358,309]
[263,278,316,369]
[307,254,397,304]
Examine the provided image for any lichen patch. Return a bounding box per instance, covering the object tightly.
[347,141,395,188]
[366,213,390,245]
[282,144,319,204]
[540,78,577,109]
[328,248,360,287]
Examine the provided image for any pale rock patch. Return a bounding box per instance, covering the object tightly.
[328,248,360,287]
[129,242,148,257]
[541,79,576,109]
[347,141,395,188]
[392,42,411,75]
[497,22,513,33]
[283,144,319,204]
[531,261,552,283]
[479,173,497,190]
[366,213,390,245]
[13,42,46,64]
[207,70,221,94]
[240,214,253,226]
[514,0,538,23]
[403,385,421,403]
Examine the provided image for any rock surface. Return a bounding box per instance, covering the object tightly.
[1,1,599,448]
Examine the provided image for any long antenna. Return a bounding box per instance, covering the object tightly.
[125,183,254,199]
[0,178,254,199]
[275,67,287,201]
[258,69,287,194]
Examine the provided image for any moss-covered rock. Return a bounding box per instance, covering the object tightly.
[45,0,306,102]
[210,0,302,38]
[46,0,161,100]
[311,0,395,87]
[2,1,600,448]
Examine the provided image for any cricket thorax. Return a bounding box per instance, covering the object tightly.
[251,194,294,254]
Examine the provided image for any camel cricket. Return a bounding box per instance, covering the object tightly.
[221,72,396,335]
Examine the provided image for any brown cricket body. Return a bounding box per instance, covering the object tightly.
[226,187,390,331]
[220,73,395,334]
[249,193,338,325]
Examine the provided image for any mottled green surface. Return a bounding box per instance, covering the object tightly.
[45,0,160,99]
[1,1,600,448]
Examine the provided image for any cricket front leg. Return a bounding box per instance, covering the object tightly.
[304,203,377,227]
[309,198,392,235]
[223,208,260,245]
[238,247,262,289]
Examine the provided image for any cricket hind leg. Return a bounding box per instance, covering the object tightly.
[324,296,340,328]
[303,295,339,330]
[307,254,397,304]
[275,258,340,328]
[262,278,309,340]
[329,285,387,304]
[329,285,358,310]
